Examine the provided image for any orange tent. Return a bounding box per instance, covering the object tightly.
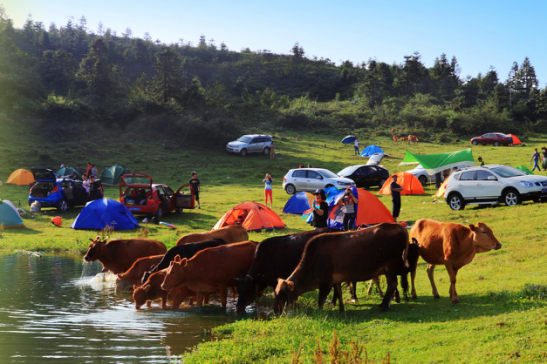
[213,201,286,232]
[508,134,522,145]
[6,169,35,186]
[328,188,394,228]
[378,172,425,195]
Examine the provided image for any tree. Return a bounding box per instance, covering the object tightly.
[398,52,428,95]
[518,57,538,95]
[41,50,76,93]
[151,47,184,102]
[430,53,460,100]
[76,38,114,98]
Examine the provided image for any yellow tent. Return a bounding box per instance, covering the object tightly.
[6,169,35,186]
[433,179,449,198]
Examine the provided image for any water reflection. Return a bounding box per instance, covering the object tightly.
[0,253,264,363]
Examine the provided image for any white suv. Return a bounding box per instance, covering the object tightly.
[445,165,547,210]
[226,134,272,156]
[282,168,355,195]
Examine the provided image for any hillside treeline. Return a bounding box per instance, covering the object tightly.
[1,9,547,143]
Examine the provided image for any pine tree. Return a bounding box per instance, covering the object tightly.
[152,47,184,103]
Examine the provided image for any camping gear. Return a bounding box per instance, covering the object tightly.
[507,134,522,145]
[0,200,24,228]
[327,187,395,229]
[160,221,176,229]
[6,169,35,186]
[101,165,129,185]
[515,165,533,174]
[283,192,315,214]
[51,216,63,227]
[56,167,82,180]
[360,145,384,157]
[71,199,139,230]
[378,172,425,195]
[399,149,475,175]
[341,135,356,144]
[213,201,285,231]
[30,201,41,212]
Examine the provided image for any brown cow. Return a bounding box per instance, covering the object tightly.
[162,241,258,308]
[84,238,167,274]
[408,135,419,145]
[399,136,408,142]
[274,224,410,314]
[392,135,399,142]
[116,255,164,291]
[409,219,502,303]
[176,225,248,246]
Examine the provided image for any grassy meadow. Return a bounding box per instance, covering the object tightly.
[0,118,546,362]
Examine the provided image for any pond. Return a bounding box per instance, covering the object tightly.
[0,253,260,363]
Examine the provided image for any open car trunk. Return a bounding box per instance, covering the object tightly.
[123,187,152,206]
[30,181,56,197]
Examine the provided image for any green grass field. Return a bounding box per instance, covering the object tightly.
[1,117,546,362]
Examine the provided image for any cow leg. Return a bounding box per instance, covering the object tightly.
[445,265,459,304]
[231,286,238,298]
[427,264,441,299]
[318,283,331,310]
[203,294,210,305]
[411,269,418,299]
[220,285,228,308]
[161,292,168,309]
[380,274,398,311]
[333,283,345,313]
[146,300,152,308]
[367,277,384,297]
[196,292,204,307]
[348,282,358,302]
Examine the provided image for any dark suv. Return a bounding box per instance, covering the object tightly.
[337,165,390,188]
[470,133,513,146]
[226,134,273,156]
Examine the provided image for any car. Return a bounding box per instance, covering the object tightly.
[470,133,513,146]
[337,165,390,189]
[119,173,195,223]
[28,168,88,212]
[444,165,547,210]
[407,164,467,185]
[282,168,355,195]
[226,134,273,156]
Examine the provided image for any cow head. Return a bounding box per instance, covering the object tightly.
[161,255,187,291]
[84,237,106,262]
[273,278,297,315]
[469,222,502,253]
[133,284,151,309]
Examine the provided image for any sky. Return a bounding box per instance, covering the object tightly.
[4,0,547,86]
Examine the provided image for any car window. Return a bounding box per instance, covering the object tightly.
[490,166,525,178]
[459,171,475,181]
[292,170,306,178]
[237,136,252,143]
[164,186,174,196]
[307,171,321,179]
[338,166,359,176]
[476,170,495,180]
[319,170,338,178]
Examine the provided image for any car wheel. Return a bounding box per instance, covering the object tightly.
[494,141,500,147]
[503,189,521,206]
[285,184,296,195]
[240,149,248,157]
[263,147,270,155]
[153,208,163,224]
[57,199,68,212]
[418,175,428,185]
[447,193,465,211]
[176,208,183,213]
[472,140,478,146]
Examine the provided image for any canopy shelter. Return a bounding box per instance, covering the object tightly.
[71,198,139,230]
[378,172,425,196]
[283,192,314,215]
[6,169,34,186]
[213,201,285,232]
[400,149,475,175]
[101,165,129,185]
[0,200,24,228]
[56,167,82,180]
[327,187,394,229]
[360,145,384,157]
[515,165,533,174]
[508,134,522,145]
[341,135,356,144]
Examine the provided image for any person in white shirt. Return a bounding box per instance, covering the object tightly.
[354,138,359,155]
[82,174,90,194]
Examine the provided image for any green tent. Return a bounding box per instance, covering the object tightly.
[101,165,129,185]
[400,149,476,175]
[0,200,24,228]
[515,165,533,174]
[56,167,82,179]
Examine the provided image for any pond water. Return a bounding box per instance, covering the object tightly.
[0,253,261,363]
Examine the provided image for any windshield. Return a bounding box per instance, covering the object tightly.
[338,166,359,176]
[318,169,339,178]
[490,166,525,178]
[236,136,252,143]
[124,176,152,185]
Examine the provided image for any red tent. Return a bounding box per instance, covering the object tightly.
[508,134,522,145]
[378,172,425,195]
[328,188,395,228]
[213,201,285,231]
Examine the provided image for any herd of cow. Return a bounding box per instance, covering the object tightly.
[83,219,502,314]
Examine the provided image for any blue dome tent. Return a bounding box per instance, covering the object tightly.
[283,192,314,215]
[0,200,24,228]
[360,145,384,157]
[71,199,139,230]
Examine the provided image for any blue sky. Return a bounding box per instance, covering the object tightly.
[4,0,547,86]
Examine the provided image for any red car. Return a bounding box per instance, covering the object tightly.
[470,133,513,146]
[119,173,195,223]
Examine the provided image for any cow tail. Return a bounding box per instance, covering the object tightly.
[402,227,410,268]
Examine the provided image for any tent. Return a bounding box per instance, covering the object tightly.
[324,186,342,206]
[341,135,356,144]
[0,200,24,228]
[71,198,139,230]
[283,192,314,214]
[101,165,129,185]
[360,145,384,157]
[56,167,82,179]
[508,134,522,145]
[400,149,475,175]
[6,169,34,186]
[515,165,533,174]
[327,187,394,229]
[433,178,450,198]
[378,172,425,195]
[213,201,285,231]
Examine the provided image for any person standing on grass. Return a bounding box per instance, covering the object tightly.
[269,141,276,160]
[531,148,541,172]
[311,189,329,229]
[189,171,201,209]
[390,175,403,222]
[263,173,273,208]
[542,147,547,170]
[354,137,360,156]
[82,174,90,195]
[88,175,103,200]
[342,187,358,231]
[91,164,99,178]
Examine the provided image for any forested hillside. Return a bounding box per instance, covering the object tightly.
[1,7,546,144]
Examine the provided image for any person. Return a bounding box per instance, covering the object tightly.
[531,148,541,172]
[60,162,67,169]
[91,164,99,178]
[263,173,273,208]
[298,164,304,168]
[311,189,329,229]
[86,162,93,178]
[434,172,442,189]
[269,141,276,160]
[342,187,358,231]
[76,164,84,177]
[542,147,547,170]
[189,171,201,209]
[82,174,90,194]
[478,157,485,166]
[235,215,245,226]
[390,175,403,222]
[354,137,359,156]
[307,164,312,168]
[88,175,104,200]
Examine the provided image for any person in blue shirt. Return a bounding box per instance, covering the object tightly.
[531,148,541,172]
[263,173,273,208]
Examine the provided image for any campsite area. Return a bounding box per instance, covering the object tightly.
[1,118,546,362]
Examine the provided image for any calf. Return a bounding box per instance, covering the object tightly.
[408,135,419,145]
[176,225,248,246]
[162,241,258,308]
[116,254,163,291]
[133,270,203,309]
[84,237,167,274]
[274,223,409,314]
[410,219,501,303]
